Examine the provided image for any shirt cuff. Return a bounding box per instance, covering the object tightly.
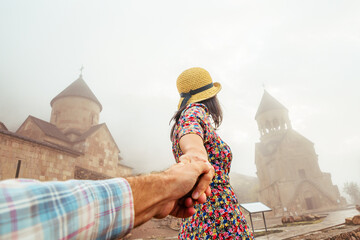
[112,178,134,238]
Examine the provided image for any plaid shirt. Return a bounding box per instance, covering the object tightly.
[0,178,134,240]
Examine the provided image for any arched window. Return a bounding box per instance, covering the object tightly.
[273,118,280,130]
[54,111,59,123]
[265,120,271,133]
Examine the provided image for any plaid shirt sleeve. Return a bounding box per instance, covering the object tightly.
[0,178,134,240]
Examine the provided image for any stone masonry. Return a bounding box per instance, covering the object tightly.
[254,91,345,216]
[0,74,132,181]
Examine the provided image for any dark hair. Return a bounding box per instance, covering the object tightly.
[170,95,223,140]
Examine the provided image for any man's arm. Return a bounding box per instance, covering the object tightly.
[0,160,214,239]
[0,178,133,240]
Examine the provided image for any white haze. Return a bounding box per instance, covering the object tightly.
[0,1,359,190]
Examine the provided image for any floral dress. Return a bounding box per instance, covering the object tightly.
[172,103,254,240]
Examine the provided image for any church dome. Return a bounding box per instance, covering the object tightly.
[255,90,287,119]
[255,91,292,139]
[50,74,102,134]
[51,75,102,111]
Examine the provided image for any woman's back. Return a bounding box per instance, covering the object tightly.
[172,103,254,239]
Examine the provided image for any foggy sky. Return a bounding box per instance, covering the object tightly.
[0,0,359,190]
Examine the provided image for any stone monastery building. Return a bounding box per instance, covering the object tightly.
[0,74,132,181]
[254,91,345,216]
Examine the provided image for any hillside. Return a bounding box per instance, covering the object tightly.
[229,172,259,203]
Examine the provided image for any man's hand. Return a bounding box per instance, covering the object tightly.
[127,159,214,227]
[178,154,213,201]
[160,133,215,219]
[154,158,214,219]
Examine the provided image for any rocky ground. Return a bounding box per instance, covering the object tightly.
[124,217,179,240]
[288,225,360,240]
[124,207,359,240]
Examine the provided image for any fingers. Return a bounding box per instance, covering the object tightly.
[196,186,211,204]
[197,193,207,204]
[171,193,206,218]
[172,206,196,218]
[184,197,194,208]
[170,198,197,218]
[169,160,214,219]
[191,162,215,200]
[205,186,211,196]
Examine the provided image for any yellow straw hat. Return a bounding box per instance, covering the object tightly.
[177,67,221,109]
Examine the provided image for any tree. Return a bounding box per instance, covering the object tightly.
[343,182,360,204]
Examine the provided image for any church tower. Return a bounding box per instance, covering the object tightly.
[254,91,344,216]
[255,90,291,142]
[50,74,102,140]
[8,71,133,181]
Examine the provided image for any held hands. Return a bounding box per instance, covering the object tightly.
[178,154,212,201]
[155,155,214,219]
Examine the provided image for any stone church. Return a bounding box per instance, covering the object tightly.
[254,91,345,216]
[0,74,132,181]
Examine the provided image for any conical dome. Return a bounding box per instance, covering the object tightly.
[255,90,287,119]
[255,91,292,139]
[51,75,102,110]
[50,75,102,134]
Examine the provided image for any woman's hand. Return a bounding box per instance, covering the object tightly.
[179,133,212,200]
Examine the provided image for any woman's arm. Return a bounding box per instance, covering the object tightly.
[179,134,208,162]
[179,134,213,199]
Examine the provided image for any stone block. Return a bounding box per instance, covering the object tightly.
[281,216,289,224]
[304,214,315,221]
[352,215,360,225]
[346,217,353,225]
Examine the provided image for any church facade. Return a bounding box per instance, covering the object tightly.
[254,91,345,216]
[0,74,132,181]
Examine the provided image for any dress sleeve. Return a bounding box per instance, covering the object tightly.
[177,105,207,141]
[0,178,134,240]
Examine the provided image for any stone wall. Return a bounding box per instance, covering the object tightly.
[0,130,78,181]
[74,166,110,180]
[256,130,343,216]
[75,126,132,177]
[51,97,101,133]
[0,129,132,181]
[16,119,46,142]
[16,118,72,148]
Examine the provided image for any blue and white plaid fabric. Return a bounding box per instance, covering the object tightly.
[0,178,134,240]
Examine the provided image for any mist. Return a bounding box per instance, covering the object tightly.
[0,0,359,190]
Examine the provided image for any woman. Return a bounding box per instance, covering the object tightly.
[170,67,254,239]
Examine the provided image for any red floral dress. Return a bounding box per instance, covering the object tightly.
[172,103,254,240]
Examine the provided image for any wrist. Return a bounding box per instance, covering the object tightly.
[162,169,178,201]
[126,171,174,227]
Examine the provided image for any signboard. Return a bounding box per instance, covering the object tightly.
[240,202,272,235]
